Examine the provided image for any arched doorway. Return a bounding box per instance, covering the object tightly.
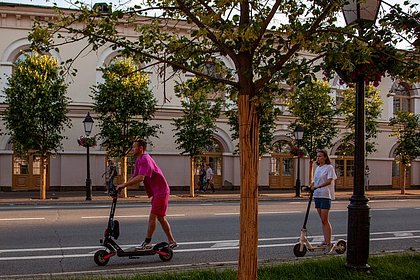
[334,144,354,189]
[194,139,223,189]
[269,140,294,189]
[12,154,50,191]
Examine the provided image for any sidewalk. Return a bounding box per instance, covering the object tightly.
[1,188,419,206]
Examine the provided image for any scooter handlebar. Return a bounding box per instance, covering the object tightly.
[301,185,313,193]
[108,182,120,197]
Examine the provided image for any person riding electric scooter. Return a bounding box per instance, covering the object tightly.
[93,185,173,266]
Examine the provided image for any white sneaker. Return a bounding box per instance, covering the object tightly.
[324,243,334,254]
[135,241,152,251]
[169,242,178,249]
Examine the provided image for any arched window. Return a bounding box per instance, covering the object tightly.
[391,82,412,113]
[272,140,292,154]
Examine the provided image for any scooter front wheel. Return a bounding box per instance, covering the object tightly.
[94,249,110,266]
[293,243,307,257]
[158,247,173,262]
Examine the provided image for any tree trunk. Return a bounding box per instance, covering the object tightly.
[190,157,195,197]
[401,165,406,195]
[122,156,128,198]
[237,94,260,280]
[40,155,47,200]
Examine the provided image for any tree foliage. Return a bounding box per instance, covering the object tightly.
[338,85,383,155]
[28,0,419,278]
[226,89,282,156]
[3,52,71,157]
[92,57,160,157]
[389,111,420,166]
[286,79,339,161]
[172,77,223,156]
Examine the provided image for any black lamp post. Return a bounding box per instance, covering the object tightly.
[342,0,381,270]
[83,112,94,201]
[294,125,304,198]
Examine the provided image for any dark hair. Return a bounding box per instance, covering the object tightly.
[317,149,331,165]
[135,139,147,150]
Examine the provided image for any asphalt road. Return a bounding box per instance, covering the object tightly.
[0,199,419,279]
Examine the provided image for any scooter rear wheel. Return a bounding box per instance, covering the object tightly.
[94,249,110,266]
[293,243,307,257]
[158,247,173,262]
[334,240,347,254]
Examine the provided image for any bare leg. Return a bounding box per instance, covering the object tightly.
[146,213,158,239]
[157,216,176,243]
[317,208,332,244]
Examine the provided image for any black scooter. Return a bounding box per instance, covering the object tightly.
[94,186,174,266]
[293,186,347,257]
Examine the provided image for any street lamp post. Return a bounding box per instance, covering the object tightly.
[342,0,381,270]
[294,125,304,198]
[83,112,94,201]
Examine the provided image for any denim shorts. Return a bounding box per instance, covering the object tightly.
[314,198,331,209]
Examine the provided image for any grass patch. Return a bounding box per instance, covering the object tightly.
[68,252,420,280]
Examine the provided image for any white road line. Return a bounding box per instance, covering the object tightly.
[1,230,419,261]
[0,246,101,253]
[371,208,398,211]
[0,217,45,221]
[81,214,185,219]
[215,211,301,216]
[260,211,301,214]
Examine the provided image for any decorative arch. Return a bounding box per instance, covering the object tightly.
[0,136,12,151]
[331,140,354,156]
[389,142,399,158]
[390,81,415,113]
[212,127,234,153]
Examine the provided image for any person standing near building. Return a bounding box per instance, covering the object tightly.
[198,164,206,192]
[365,165,370,191]
[102,159,116,194]
[310,149,337,253]
[205,163,215,193]
[116,139,177,250]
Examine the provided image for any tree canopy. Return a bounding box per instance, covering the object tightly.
[338,85,383,156]
[287,79,339,161]
[29,0,419,278]
[3,52,71,157]
[92,57,160,158]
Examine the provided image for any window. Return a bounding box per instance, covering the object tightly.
[391,82,412,113]
[272,140,292,154]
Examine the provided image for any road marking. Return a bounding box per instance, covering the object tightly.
[394,232,413,237]
[199,203,213,206]
[1,230,419,262]
[215,211,301,216]
[371,208,398,211]
[0,217,45,221]
[81,214,185,219]
[211,242,239,248]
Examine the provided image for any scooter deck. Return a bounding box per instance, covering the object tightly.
[118,247,156,257]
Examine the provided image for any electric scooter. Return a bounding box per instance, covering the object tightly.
[293,187,347,257]
[93,185,174,266]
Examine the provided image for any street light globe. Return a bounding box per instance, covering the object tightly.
[294,125,304,141]
[83,112,94,136]
[342,0,382,26]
